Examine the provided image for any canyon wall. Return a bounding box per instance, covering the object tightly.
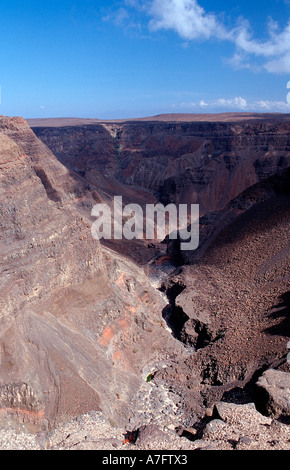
[33,120,290,214]
[0,114,289,437]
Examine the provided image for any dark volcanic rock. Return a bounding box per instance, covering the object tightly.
[155,168,290,424]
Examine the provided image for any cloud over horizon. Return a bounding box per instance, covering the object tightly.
[180,96,290,112]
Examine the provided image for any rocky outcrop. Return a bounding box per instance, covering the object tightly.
[1,398,290,450]
[256,369,290,421]
[199,401,290,450]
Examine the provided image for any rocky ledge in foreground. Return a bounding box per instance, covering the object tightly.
[0,369,289,451]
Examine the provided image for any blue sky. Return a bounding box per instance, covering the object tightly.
[0,0,290,119]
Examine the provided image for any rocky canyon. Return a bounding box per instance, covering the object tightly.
[0,113,289,450]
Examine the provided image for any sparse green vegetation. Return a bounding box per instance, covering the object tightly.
[114,142,125,169]
[146,373,154,383]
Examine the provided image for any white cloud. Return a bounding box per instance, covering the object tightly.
[181,97,290,112]
[145,0,290,74]
[148,0,230,40]
[198,97,247,109]
[251,99,290,111]
[200,96,248,110]
[264,52,290,74]
[103,7,130,26]
[105,0,290,74]
[234,19,290,58]
[220,97,248,109]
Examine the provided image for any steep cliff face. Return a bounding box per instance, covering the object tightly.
[0,118,103,321]
[0,116,182,432]
[33,119,290,214]
[0,118,103,431]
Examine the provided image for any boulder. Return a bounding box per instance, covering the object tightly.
[256,369,290,421]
